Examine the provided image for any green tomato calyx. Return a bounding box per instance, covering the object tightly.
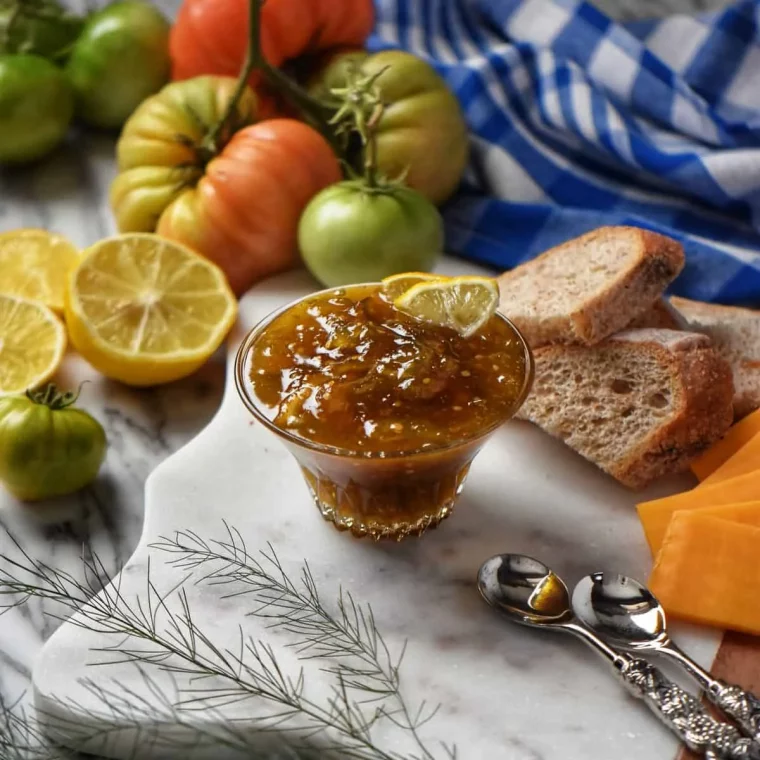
[328,63,388,144]
[26,382,85,410]
[340,175,395,196]
[0,0,84,59]
[328,62,394,188]
[341,163,412,195]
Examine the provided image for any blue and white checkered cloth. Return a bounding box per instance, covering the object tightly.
[370,0,760,305]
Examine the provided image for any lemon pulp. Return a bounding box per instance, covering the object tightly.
[394,275,500,337]
[0,294,67,395]
[65,233,237,386]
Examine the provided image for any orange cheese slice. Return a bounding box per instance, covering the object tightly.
[699,431,760,487]
[637,470,760,555]
[691,408,760,481]
[650,511,760,635]
[688,501,760,526]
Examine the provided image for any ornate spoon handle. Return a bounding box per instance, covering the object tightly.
[711,682,760,744]
[620,658,760,759]
[655,640,760,742]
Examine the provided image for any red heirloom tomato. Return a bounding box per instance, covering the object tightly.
[169,0,374,83]
[111,76,341,295]
[156,119,342,293]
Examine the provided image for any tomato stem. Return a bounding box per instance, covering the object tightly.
[204,0,263,151]
[1,0,84,60]
[204,0,346,162]
[364,103,383,189]
[262,62,342,154]
[328,65,389,187]
[26,382,87,410]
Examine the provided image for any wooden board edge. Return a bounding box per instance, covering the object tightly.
[676,631,760,759]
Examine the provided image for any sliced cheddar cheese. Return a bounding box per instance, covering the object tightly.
[700,431,760,487]
[691,408,760,481]
[690,501,760,527]
[637,469,760,555]
[650,511,760,636]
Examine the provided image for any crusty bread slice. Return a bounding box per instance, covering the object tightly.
[668,297,760,420]
[498,227,684,348]
[633,297,760,419]
[517,329,734,489]
[628,298,685,330]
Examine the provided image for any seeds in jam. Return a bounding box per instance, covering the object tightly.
[250,284,527,453]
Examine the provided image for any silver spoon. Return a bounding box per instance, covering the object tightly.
[573,571,760,743]
[477,554,760,760]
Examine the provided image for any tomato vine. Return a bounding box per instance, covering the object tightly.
[204,0,342,160]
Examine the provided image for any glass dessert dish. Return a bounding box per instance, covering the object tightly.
[235,282,533,541]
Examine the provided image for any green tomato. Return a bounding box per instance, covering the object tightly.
[0,0,84,59]
[299,181,444,288]
[310,49,469,205]
[0,54,73,165]
[65,1,170,129]
[0,385,107,501]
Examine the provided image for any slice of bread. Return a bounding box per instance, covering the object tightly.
[498,227,684,348]
[517,329,734,489]
[633,297,760,419]
[669,297,760,420]
[628,298,685,330]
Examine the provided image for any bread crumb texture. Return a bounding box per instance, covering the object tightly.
[518,329,734,488]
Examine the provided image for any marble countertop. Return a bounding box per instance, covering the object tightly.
[0,0,729,756]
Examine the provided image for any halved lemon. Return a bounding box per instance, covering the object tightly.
[381,272,445,299]
[394,275,500,337]
[0,294,67,395]
[65,234,238,387]
[0,229,79,312]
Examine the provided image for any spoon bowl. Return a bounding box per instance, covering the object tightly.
[572,572,669,648]
[573,570,760,744]
[479,558,760,755]
[477,554,573,626]
[478,555,759,755]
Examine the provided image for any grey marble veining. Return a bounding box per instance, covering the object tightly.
[0,0,729,756]
[0,124,226,714]
[0,355,226,707]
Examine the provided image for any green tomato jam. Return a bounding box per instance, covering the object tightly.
[249,284,528,454]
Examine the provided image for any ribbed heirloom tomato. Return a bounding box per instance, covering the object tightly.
[169,0,374,82]
[0,386,107,501]
[169,0,467,206]
[310,50,469,205]
[110,77,341,294]
[157,119,341,292]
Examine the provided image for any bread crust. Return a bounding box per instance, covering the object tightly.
[574,231,684,346]
[518,329,734,489]
[609,331,734,488]
[668,297,760,420]
[628,298,685,330]
[498,227,685,347]
[670,297,754,319]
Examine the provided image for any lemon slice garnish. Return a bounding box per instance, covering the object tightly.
[394,275,500,337]
[0,294,66,395]
[381,271,446,299]
[65,233,237,386]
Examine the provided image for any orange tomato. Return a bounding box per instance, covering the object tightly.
[157,120,341,293]
[110,76,341,295]
[170,0,375,86]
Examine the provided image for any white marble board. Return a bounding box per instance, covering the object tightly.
[31,259,720,760]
